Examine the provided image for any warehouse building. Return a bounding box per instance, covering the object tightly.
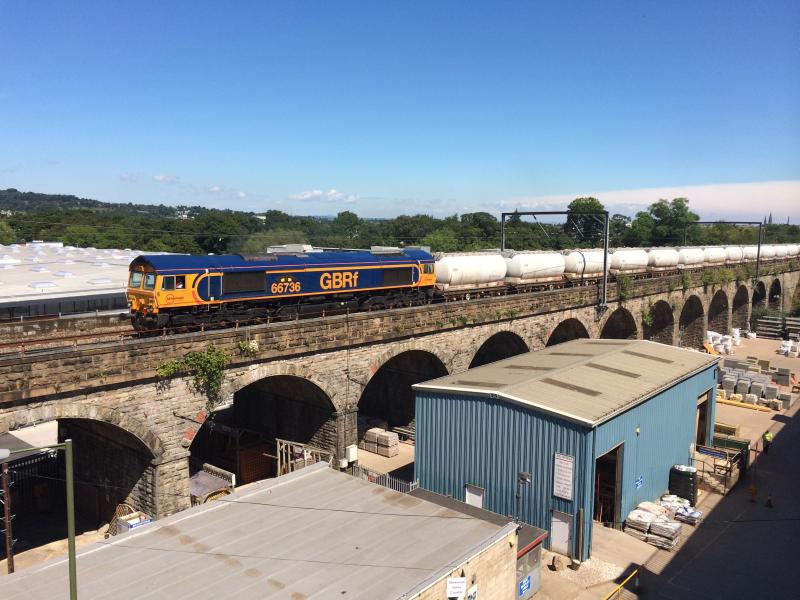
[0,463,519,600]
[413,339,718,560]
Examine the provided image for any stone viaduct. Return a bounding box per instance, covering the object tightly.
[1,262,798,522]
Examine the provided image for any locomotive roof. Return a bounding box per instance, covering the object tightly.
[131,248,433,272]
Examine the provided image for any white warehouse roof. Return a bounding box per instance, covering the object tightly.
[0,242,160,304]
[414,339,718,426]
[0,463,515,600]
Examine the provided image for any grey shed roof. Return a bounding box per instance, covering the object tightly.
[0,463,516,600]
[414,339,718,426]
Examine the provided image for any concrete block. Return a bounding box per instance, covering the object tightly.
[765,386,779,400]
[735,380,751,395]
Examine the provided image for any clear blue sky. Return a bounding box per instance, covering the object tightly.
[1,1,799,219]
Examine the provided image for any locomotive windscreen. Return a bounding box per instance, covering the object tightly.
[224,272,266,293]
[382,268,413,286]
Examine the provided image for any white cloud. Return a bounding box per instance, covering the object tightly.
[119,172,135,182]
[290,188,358,204]
[499,180,800,221]
[208,185,222,193]
[153,174,178,183]
[237,191,247,198]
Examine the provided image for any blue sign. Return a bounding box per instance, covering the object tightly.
[635,475,644,489]
[518,575,531,596]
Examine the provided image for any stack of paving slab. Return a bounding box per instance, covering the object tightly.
[358,427,383,454]
[376,430,399,457]
[624,502,681,550]
[778,340,799,357]
[706,330,735,354]
[719,358,781,409]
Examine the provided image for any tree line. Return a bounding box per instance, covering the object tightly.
[0,188,797,255]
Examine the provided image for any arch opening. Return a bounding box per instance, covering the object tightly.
[732,285,749,331]
[708,290,729,334]
[359,350,448,433]
[600,307,638,340]
[752,281,766,309]
[643,300,674,345]
[546,318,590,347]
[469,331,529,368]
[4,418,157,556]
[194,376,337,485]
[768,279,782,311]
[679,295,705,349]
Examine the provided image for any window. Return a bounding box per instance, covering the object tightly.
[129,271,143,288]
[176,276,185,289]
[162,276,175,291]
[143,272,156,290]
[423,263,434,274]
[464,484,484,508]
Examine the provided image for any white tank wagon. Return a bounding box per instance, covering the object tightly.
[759,245,776,259]
[677,247,705,268]
[702,246,727,265]
[503,251,565,284]
[434,252,507,291]
[608,248,649,274]
[742,245,759,260]
[563,249,608,279]
[786,244,800,257]
[774,244,788,258]
[724,246,744,263]
[647,248,679,270]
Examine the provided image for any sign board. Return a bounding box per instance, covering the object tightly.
[635,475,644,490]
[466,584,478,600]
[446,577,467,599]
[518,575,531,596]
[553,453,574,501]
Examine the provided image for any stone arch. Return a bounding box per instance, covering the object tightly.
[10,402,165,460]
[769,278,782,310]
[359,349,448,430]
[707,289,730,334]
[752,281,766,309]
[469,330,529,368]
[226,361,340,406]
[643,300,675,345]
[599,307,638,340]
[546,318,591,347]
[679,295,705,349]
[732,285,749,331]
[230,375,338,455]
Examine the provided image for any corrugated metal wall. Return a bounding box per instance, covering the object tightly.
[590,365,717,555]
[415,364,718,560]
[415,392,591,557]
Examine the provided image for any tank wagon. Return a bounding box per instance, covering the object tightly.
[128,243,799,331]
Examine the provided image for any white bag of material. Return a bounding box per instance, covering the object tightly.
[625,526,649,542]
[625,509,656,532]
[649,515,681,540]
[637,501,668,517]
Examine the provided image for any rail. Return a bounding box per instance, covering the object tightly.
[602,567,640,600]
[276,438,332,475]
[693,445,743,495]
[349,463,419,494]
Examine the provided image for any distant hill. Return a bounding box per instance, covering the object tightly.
[0,188,187,217]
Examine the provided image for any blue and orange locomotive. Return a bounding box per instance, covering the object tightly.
[127,246,436,331]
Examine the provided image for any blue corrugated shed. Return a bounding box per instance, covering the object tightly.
[414,339,718,560]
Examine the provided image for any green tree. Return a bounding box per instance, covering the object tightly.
[421,228,460,252]
[647,198,699,246]
[0,220,15,244]
[566,197,606,245]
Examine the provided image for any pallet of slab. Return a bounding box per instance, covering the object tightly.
[376,445,399,458]
[717,398,773,412]
[363,427,384,444]
[714,421,740,437]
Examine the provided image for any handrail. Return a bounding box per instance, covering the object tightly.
[603,567,639,600]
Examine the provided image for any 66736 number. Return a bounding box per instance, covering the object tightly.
[271,281,301,294]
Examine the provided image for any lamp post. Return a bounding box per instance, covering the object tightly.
[0,440,77,599]
[515,471,531,522]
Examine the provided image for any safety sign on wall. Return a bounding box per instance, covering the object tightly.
[553,453,574,501]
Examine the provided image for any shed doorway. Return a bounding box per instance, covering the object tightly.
[696,393,709,446]
[594,444,623,529]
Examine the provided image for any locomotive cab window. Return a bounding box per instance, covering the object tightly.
[161,276,186,291]
[143,272,156,290]
[423,263,434,274]
[129,271,143,288]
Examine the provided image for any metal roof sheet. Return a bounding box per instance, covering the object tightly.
[414,339,718,427]
[0,463,515,600]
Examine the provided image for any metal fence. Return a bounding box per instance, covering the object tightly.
[349,464,419,494]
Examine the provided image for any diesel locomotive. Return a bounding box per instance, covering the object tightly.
[127,246,436,331]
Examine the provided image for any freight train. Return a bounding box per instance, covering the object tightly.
[127,243,799,331]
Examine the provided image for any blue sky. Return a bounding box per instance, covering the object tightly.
[1,1,799,220]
